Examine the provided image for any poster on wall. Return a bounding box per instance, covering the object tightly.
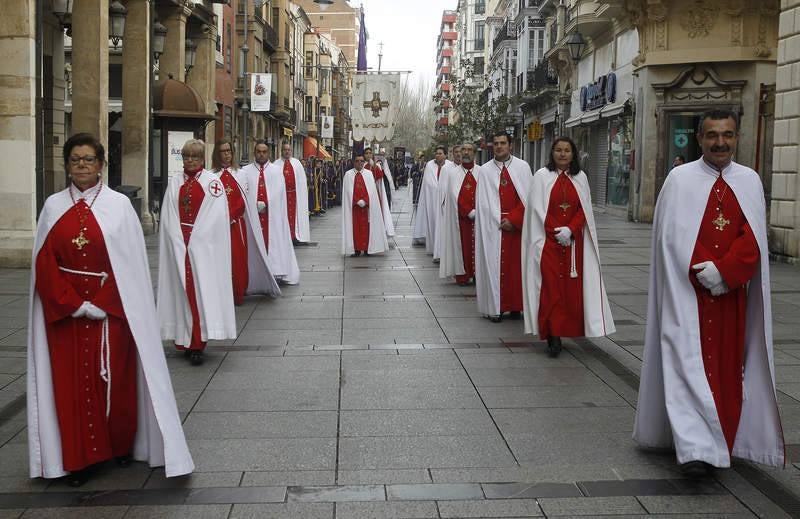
[321,116,334,139]
[250,73,272,112]
[167,131,196,178]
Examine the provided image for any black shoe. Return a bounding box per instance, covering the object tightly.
[182,349,191,358]
[67,469,89,487]
[116,455,132,467]
[190,351,204,366]
[350,251,361,257]
[488,315,502,323]
[680,460,712,478]
[508,311,522,320]
[546,337,562,358]
[364,252,370,256]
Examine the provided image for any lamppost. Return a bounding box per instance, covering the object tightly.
[566,30,586,63]
[184,38,197,78]
[109,0,128,49]
[313,0,334,11]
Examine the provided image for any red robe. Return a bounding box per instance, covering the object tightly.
[220,169,248,305]
[352,170,370,252]
[178,170,206,351]
[367,163,385,214]
[35,198,137,472]
[690,175,759,452]
[256,164,269,253]
[538,172,586,339]
[499,167,525,313]
[283,160,298,241]
[455,167,477,284]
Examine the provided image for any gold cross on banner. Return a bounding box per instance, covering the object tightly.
[712,212,730,231]
[364,91,389,118]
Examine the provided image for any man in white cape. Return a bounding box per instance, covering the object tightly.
[342,154,389,256]
[364,147,395,238]
[413,146,452,254]
[267,140,310,244]
[241,140,301,285]
[434,145,462,262]
[475,133,532,321]
[439,144,476,284]
[633,110,783,475]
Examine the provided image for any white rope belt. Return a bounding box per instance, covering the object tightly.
[569,238,578,279]
[181,222,194,227]
[58,266,112,417]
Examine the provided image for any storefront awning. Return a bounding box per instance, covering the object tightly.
[600,101,627,118]
[303,137,332,160]
[564,114,582,128]
[581,108,602,124]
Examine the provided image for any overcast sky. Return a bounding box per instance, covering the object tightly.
[357,0,456,89]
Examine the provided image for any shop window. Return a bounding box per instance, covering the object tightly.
[607,117,633,207]
[666,113,702,176]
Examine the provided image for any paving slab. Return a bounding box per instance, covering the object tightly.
[339,409,497,437]
[188,438,336,472]
[229,503,334,519]
[182,411,338,439]
[438,498,543,518]
[334,500,438,519]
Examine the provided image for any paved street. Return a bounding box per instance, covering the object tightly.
[0,186,799,518]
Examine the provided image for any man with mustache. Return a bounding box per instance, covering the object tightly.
[634,110,783,477]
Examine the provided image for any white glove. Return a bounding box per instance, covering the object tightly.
[692,261,723,290]
[468,209,476,221]
[356,199,367,208]
[709,281,730,297]
[257,201,267,213]
[554,226,572,246]
[71,301,90,319]
[84,302,107,320]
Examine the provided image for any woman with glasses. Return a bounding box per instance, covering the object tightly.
[27,133,193,486]
[157,139,236,366]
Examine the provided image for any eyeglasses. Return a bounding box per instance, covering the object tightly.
[182,154,203,160]
[69,155,98,165]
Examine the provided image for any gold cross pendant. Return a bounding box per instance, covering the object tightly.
[559,202,571,211]
[225,185,233,195]
[464,184,472,190]
[712,212,730,231]
[72,231,90,250]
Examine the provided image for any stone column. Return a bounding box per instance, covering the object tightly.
[121,0,153,229]
[0,0,37,266]
[72,0,109,150]
[160,4,192,82]
[186,23,216,164]
[770,0,800,261]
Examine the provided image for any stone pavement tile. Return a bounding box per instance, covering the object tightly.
[183,486,286,504]
[538,496,645,516]
[194,388,338,412]
[776,365,800,383]
[482,483,581,499]
[427,300,483,318]
[241,471,335,487]
[234,329,338,346]
[218,355,339,372]
[315,344,369,350]
[340,383,483,410]
[0,511,22,519]
[287,484,385,502]
[0,476,49,493]
[44,462,152,492]
[479,384,629,409]
[166,371,215,392]
[173,390,202,414]
[337,469,432,485]
[0,444,30,477]
[19,507,129,518]
[249,301,343,320]
[144,471,243,489]
[438,498,543,518]
[490,408,635,435]
[343,301,434,319]
[124,505,231,518]
[343,318,442,331]
[335,500,438,519]
[0,358,25,375]
[342,329,448,345]
[457,352,583,369]
[339,409,497,437]
[207,370,340,390]
[342,350,460,370]
[344,369,472,388]
[505,431,649,465]
[229,503,333,519]
[372,344,425,350]
[386,483,483,500]
[188,438,335,472]
[242,318,342,331]
[183,411,338,439]
[466,367,601,387]
[438,318,525,340]
[636,494,753,514]
[777,383,800,401]
[343,271,421,295]
[0,330,26,347]
[339,435,515,469]
[429,467,528,483]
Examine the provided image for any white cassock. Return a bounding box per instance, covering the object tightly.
[341,168,389,255]
[434,161,462,260]
[266,157,310,243]
[27,186,194,478]
[438,163,478,278]
[380,157,395,191]
[370,160,396,237]
[474,156,532,317]
[413,159,452,253]
[633,159,783,467]
[521,168,615,337]
[158,170,237,344]
[241,162,301,285]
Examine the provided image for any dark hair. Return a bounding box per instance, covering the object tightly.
[435,145,447,154]
[253,138,269,149]
[491,131,512,144]
[364,147,372,153]
[63,133,105,173]
[674,154,686,162]
[698,109,740,136]
[212,139,236,170]
[546,137,582,176]
[354,154,365,160]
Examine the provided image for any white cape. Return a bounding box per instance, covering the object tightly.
[439,164,480,278]
[28,186,194,478]
[521,168,615,337]
[158,170,237,344]
[413,159,452,253]
[341,168,389,255]
[370,161,396,237]
[266,157,310,242]
[241,163,301,285]
[633,159,783,468]
[474,156,532,316]
[433,161,460,260]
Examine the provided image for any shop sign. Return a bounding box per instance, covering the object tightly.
[673,128,693,148]
[527,120,544,141]
[580,72,617,112]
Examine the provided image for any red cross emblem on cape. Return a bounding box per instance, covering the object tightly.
[208,179,224,197]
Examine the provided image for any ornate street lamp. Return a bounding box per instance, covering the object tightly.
[109,0,128,49]
[313,0,335,11]
[152,19,168,61]
[52,0,72,26]
[184,38,197,77]
[566,30,586,63]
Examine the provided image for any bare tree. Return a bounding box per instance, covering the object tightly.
[385,77,436,158]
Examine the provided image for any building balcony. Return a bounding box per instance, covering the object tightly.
[441,48,453,58]
[441,99,451,109]
[439,66,451,75]
[442,12,457,24]
[437,117,449,126]
[263,22,278,53]
[442,31,457,41]
[492,21,514,51]
[439,82,451,92]
[565,1,625,40]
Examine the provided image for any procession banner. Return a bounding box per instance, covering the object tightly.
[167,131,196,177]
[321,115,334,139]
[351,73,401,142]
[250,73,272,112]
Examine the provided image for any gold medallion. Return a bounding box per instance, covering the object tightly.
[72,231,90,250]
[559,202,571,211]
[712,212,730,231]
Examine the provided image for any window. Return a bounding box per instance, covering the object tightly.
[272,7,279,27]
[528,28,545,68]
[305,96,314,122]
[285,23,290,50]
[305,51,314,78]
[475,0,485,14]
[474,21,485,51]
[226,23,232,72]
[474,56,484,75]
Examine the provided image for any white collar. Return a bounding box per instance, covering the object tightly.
[700,157,733,178]
[493,156,512,169]
[70,180,102,200]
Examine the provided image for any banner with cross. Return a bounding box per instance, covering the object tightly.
[351,73,401,142]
